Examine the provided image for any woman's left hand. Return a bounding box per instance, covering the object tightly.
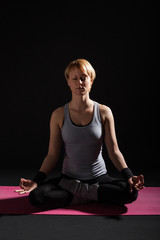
[128,174,145,192]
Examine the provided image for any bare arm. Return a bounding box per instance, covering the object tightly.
[15,107,64,195]
[39,107,64,175]
[100,105,127,171]
[100,105,144,192]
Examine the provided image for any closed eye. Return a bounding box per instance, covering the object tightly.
[72,75,88,81]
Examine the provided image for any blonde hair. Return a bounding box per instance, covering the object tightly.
[64,59,96,83]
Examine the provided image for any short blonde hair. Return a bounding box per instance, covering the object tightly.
[64,59,96,83]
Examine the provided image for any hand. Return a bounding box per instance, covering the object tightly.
[128,174,145,193]
[14,178,38,195]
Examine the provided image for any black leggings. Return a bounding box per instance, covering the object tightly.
[29,173,138,210]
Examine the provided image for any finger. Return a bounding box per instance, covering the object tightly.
[137,174,144,181]
[20,179,30,190]
[18,191,27,195]
[15,190,25,194]
[14,189,23,192]
[139,185,145,190]
[134,184,145,191]
[19,178,25,188]
[130,184,134,193]
[137,176,144,189]
[139,174,144,185]
[22,179,29,187]
[18,186,28,191]
[18,190,30,195]
[15,188,30,194]
[15,189,26,193]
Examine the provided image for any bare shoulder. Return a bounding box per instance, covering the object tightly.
[99,104,113,124]
[50,106,64,128]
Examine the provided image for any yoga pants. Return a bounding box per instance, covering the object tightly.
[29,173,138,210]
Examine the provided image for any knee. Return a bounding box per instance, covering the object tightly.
[125,190,138,204]
[119,182,138,204]
[29,188,43,207]
[130,190,138,202]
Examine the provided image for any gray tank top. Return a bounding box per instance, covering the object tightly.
[61,101,107,180]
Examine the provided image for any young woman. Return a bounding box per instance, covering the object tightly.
[15,59,144,209]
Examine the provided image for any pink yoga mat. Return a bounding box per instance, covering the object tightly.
[0,186,160,215]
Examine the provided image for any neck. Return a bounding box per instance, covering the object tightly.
[69,94,93,110]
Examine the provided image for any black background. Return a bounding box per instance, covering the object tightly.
[0,3,158,178]
[0,4,159,240]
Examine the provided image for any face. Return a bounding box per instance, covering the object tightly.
[67,67,92,95]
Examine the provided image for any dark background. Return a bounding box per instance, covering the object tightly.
[0,3,159,240]
[0,3,158,184]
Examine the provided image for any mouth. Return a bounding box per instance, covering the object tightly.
[77,87,85,90]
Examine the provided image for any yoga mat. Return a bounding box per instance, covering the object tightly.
[0,186,160,215]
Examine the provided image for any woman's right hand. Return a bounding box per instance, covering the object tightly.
[14,178,38,195]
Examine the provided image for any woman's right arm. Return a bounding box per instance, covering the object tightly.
[15,107,64,194]
[39,107,64,174]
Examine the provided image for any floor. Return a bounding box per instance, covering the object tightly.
[0,168,160,240]
[0,215,160,240]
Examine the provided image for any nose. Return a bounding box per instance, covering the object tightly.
[79,79,83,84]
[78,78,83,84]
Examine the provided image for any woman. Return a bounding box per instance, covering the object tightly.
[15,59,144,209]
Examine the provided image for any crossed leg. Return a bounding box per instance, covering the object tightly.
[29,174,138,209]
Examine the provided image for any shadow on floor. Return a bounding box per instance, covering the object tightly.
[0,195,127,215]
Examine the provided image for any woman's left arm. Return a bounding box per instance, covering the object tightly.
[100,104,144,191]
